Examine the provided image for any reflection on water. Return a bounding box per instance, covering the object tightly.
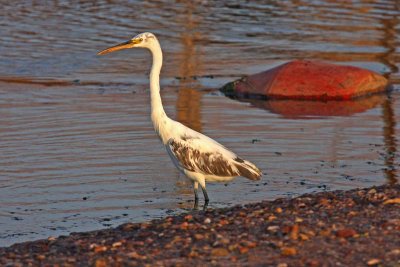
[235,94,387,118]
[175,1,204,197]
[0,0,399,246]
[377,0,399,75]
[176,0,203,133]
[382,97,398,184]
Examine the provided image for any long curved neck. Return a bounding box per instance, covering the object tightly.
[149,40,170,143]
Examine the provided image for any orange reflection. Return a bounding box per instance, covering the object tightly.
[382,97,398,184]
[174,0,205,198]
[234,94,386,118]
[377,0,399,184]
[175,0,203,133]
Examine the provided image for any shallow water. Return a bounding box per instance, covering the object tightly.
[0,1,399,246]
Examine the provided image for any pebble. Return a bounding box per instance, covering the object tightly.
[336,228,357,238]
[367,258,380,265]
[211,248,229,257]
[281,247,297,256]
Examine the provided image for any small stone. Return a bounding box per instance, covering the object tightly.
[267,225,280,231]
[295,217,303,223]
[219,219,229,226]
[348,211,357,216]
[368,188,377,194]
[336,228,357,238]
[389,249,400,255]
[306,259,320,267]
[319,229,331,237]
[180,221,189,229]
[184,214,193,220]
[128,251,146,260]
[275,207,283,213]
[36,255,45,260]
[281,247,297,256]
[239,246,249,254]
[204,218,211,224]
[220,238,230,245]
[277,263,288,267]
[94,246,107,253]
[244,241,257,248]
[188,250,199,258]
[66,257,76,263]
[383,198,400,205]
[95,258,107,267]
[112,241,122,247]
[194,234,204,240]
[211,248,229,257]
[290,224,299,240]
[299,233,309,241]
[319,198,330,206]
[367,259,381,266]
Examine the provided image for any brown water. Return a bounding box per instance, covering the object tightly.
[0,1,399,247]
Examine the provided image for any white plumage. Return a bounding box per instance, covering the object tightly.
[98,32,262,207]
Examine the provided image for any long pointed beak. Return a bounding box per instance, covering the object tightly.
[97,39,140,55]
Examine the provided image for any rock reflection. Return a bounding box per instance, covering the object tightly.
[225,91,398,183]
[229,94,386,119]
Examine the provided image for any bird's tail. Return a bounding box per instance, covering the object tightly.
[234,158,262,181]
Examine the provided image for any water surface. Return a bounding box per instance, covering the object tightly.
[0,0,399,246]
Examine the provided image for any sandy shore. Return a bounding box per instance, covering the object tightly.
[1,184,399,266]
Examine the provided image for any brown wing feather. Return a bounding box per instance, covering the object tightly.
[234,158,262,180]
[167,138,239,177]
[167,138,262,180]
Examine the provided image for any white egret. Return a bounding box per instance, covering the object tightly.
[98,32,262,208]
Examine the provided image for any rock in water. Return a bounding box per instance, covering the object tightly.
[221,60,389,100]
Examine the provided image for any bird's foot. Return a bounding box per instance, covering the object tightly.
[202,200,209,211]
[193,197,199,210]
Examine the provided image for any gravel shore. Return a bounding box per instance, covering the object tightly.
[1,184,399,266]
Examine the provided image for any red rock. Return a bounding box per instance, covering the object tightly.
[221,60,389,100]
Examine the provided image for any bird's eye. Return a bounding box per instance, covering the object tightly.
[139,38,143,42]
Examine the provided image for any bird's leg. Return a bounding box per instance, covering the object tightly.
[200,185,209,210]
[193,181,199,210]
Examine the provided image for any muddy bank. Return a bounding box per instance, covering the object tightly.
[1,184,399,266]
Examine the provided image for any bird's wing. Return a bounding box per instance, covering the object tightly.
[165,136,261,180]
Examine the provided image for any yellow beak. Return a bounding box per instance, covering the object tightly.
[97,39,141,55]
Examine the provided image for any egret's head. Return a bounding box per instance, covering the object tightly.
[97,32,157,55]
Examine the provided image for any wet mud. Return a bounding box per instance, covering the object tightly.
[0,0,399,246]
[1,184,399,266]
